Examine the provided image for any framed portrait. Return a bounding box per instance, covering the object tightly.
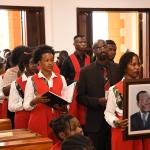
[123,78,150,140]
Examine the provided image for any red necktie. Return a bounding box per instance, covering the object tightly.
[103,67,110,90]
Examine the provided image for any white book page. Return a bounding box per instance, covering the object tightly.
[61,82,76,103]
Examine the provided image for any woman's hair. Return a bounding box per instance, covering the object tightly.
[49,114,74,140]
[18,47,33,72]
[61,134,95,150]
[10,45,29,66]
[33,45,55,64]
[119,51,140,79]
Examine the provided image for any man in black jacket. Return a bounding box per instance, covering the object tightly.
[76,39,121,150]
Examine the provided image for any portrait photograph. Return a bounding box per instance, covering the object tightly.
[123,78,150,140]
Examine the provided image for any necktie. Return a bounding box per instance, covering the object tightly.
[103,67,110,99]
[103,67,110,90]
[142,113,147,127]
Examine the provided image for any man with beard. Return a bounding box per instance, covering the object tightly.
[76,39,121,150]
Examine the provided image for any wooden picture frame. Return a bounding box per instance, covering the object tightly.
[123,78,150,140]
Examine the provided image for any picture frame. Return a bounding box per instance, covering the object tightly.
[123,78,150,140]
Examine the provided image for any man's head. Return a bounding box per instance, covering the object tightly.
[92,39,108,61]
[49,114,83,141]
[73,35,87,53]
[136,91,150,113]
[62,134,95,150]
[106,40,117,61]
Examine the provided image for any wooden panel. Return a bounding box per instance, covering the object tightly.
[26,9,45,47]
[0,137,52,150]
[0,129,53,150]
[0,119,12,130]
[0,129,36,141]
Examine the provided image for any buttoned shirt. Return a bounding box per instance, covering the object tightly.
[8,73,28,112]
[23,71,67,111]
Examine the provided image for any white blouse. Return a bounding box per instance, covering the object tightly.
[23,71,67,111]
[8,73,28,112]
[104,84,123,128]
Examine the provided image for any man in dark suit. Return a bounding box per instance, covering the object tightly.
[131,90,150,131]
[76,39,121,150]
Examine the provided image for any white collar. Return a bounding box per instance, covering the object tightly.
[38,71,57,80]
[22,73,28,82]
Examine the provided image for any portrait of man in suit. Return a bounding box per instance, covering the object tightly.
[131,90,150,131]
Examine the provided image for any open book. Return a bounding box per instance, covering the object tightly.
[42,82,76,108]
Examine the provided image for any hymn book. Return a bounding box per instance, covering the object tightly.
[42,82,76,108]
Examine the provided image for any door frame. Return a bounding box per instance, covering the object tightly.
[0,5,45,46]
[77,8,150,77]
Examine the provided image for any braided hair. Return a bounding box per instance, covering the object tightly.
[62,134,95,150]
[49,114,74,141]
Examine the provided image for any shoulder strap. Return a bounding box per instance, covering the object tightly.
[70,54,80,80]
[31,74,49,96]
[70,54,91,80]
[15,76,26,99]
[113,80,123,110]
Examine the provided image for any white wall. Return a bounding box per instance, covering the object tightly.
[0,0,150,54]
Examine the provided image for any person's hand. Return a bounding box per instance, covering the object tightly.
[98,97,107,107]
[53,104,68,114]
[30,96,50,106]
[114,119,128,131]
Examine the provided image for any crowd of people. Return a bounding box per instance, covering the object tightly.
[0,35,149,150]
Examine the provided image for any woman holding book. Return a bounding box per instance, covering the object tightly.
[23,45,68,140]
[104,51,150,150]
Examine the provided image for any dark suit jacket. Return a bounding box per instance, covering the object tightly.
[131,112,150,131]
[76,61,121,132]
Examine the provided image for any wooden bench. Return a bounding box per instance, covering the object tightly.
[0,129,53,150]
[0,119,12,130]
[0,129,39,142]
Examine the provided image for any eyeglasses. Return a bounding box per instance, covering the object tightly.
[94,45,107,51]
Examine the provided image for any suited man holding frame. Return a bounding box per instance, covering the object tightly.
[131,90,150,131]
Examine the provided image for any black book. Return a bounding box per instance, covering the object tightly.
[42,82,76,108]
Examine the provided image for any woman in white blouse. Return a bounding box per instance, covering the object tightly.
[23,45,68,142]
[104,51,145,150]
[8,49,37,129]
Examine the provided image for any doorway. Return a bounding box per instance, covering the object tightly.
[0,5,45,57]
[77,8,150,77]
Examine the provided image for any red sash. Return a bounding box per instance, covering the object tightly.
[16,76,26,93]
[0,73,6,119]
[15,76,30,129]
[69,54,90,125]
[70,54,90,81]
[1,99,8,118]
[28,73,63,139]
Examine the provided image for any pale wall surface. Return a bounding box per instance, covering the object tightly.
[0,0,150,53]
